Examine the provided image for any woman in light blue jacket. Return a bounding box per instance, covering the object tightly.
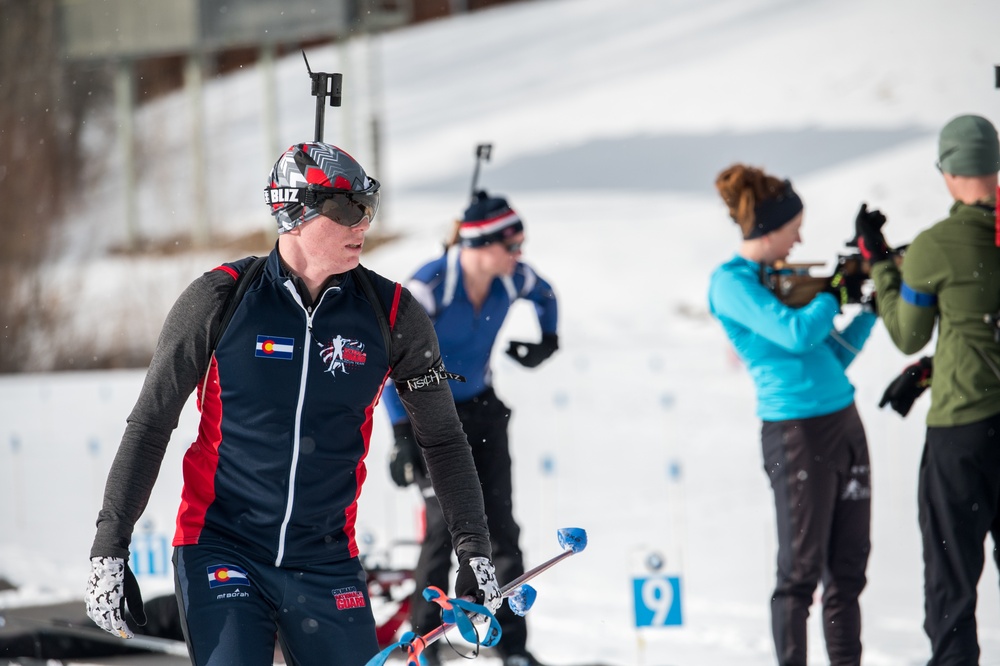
[707,163,877,666]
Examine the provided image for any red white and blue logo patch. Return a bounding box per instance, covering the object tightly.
[319,335,367,376]
[256,335,295,360]
[206,564,251,588]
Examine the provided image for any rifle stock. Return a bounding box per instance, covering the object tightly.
[766,252,902,308]
[766,263,830,308]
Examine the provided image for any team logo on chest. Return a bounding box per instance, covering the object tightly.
[318,334,368,376]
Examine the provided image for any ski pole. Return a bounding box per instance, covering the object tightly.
[423,527,585,644]
[366,527,587,666]
[500,531,584,595]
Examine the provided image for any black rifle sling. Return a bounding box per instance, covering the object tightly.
[211,255,267,355]
[351,264,393,357]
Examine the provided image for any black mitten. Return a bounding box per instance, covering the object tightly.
[388,422,425,487]
[505,333,559,368]
[879,356,933,417]
[854,203,891,263]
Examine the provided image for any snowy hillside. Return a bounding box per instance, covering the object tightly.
[4,0,1000,663]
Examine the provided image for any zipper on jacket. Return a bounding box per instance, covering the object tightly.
[275,281,339,567]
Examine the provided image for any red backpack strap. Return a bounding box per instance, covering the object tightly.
[213,264,240,281]
[389,282,402,329]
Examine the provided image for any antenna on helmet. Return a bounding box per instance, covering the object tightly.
[470,143,492,197]
[302,50,343,143]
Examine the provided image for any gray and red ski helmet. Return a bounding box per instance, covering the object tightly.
[265,142,376,233]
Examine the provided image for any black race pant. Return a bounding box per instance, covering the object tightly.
[411,388,527,657]
[173,545,379,666]
[761,403,871,666]
[920,414,1000,666]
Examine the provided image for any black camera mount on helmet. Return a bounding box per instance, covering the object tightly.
[302,50,342,143]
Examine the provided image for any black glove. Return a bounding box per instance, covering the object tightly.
[821,272,849,311]
[854,203,891,263]
[505,332,559,368]
[879,356,933,417]
[388,422,425,488]
[123,561,147,627]
[825,269,866,306]
[455,552,502,612]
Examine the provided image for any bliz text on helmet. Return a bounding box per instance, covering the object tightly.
[264,188,300,205]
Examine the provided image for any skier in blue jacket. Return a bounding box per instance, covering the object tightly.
[707,164,878,666]
[382,190,558,666]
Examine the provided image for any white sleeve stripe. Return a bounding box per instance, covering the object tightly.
[501,275,517,300]
[517,264,538,296]
[442,245,461,308]
[408,279,436,317]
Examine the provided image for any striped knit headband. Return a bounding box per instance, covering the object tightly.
[460,190,524,247]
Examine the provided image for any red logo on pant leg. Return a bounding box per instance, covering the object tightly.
[332,586,367,610]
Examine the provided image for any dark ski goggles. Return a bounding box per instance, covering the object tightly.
[266,179,380,227]
[503,239,524,254]
[304,180,380,227]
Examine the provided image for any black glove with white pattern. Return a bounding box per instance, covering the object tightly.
[455,552,502,614]
[85,556,147,638]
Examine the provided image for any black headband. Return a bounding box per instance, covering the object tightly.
[743,180,803,240]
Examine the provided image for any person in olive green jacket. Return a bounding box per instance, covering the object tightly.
[857,114,1000,665]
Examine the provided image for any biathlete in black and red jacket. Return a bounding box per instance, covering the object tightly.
[85,142,502,666]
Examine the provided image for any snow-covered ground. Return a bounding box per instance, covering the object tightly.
[3,0,1000,663]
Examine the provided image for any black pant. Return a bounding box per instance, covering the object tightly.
[761,403,871,666]
[173,545,379,666]
[411,388,527,657]
[919,414,1000,666]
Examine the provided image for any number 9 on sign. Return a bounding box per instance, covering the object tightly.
[632,576,682,627]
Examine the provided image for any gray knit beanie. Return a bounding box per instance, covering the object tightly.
[938,115,999,176]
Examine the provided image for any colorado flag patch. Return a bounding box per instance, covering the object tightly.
[256,335,295,360]
[207,564,250,588]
